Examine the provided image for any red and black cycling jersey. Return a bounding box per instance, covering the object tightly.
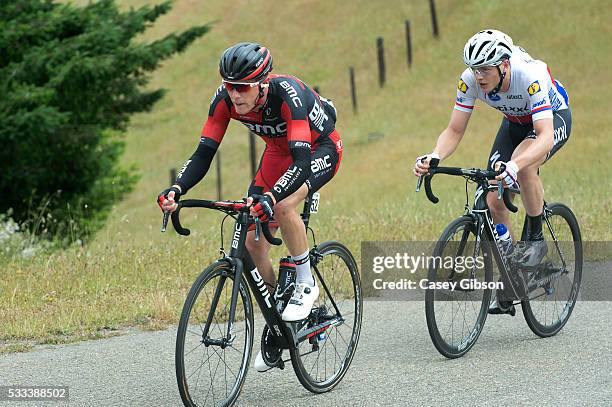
[174,74,339,202]
[201,74,337,152]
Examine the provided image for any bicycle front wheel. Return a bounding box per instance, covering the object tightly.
[522,203,582,337]
[425,216,494,358]
[176,261,254,407]
[290,241,362,393]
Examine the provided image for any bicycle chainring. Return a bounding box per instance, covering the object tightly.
[260,326,283,367]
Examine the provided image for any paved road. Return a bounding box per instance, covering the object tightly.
[1,300,611,406]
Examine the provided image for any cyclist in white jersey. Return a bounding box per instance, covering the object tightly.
[413,29,572,315]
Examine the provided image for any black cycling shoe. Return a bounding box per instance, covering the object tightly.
[488,298,516,316]
[511,239,548,268]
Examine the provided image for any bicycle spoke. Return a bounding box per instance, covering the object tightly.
[187,348,217,381]
[178,266,251,407]
[184,341,204,357]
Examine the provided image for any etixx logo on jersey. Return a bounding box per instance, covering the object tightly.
[528,81,541,96]
[457,79,469,93]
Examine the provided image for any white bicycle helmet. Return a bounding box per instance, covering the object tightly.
[463,29,513,68]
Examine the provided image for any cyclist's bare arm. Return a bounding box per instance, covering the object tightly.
[414,110,471,177]
[433,109,471,160]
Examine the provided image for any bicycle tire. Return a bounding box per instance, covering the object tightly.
[176,261,254,407]
[425,216,494,358]
[290,241,362,393]
[521,203,582,337]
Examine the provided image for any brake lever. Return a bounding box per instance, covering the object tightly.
[416,156,438,192]
[497,182,504,200]
[254,217,261,242]
[161,211,170,232]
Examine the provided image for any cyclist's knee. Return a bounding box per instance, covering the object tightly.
[273,185,308,222]
[487,193,508,216]
[273,199,298,222]
[517,164,539,184]
[245,231,269,257]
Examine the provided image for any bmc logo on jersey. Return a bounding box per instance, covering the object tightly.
[242,122,287,137]
[280,81,303,108]
[273,166,301,195]
[311,155,332,173]
[457,79,469,93]
[293,141,311,149]
[309,103,329,132]
[527,81,541,95]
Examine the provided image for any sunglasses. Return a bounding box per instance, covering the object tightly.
[223,81,259,93]
[471,66,497,76]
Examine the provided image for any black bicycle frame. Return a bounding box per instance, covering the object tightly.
[469,182,527,300]
[202,194,342,350]
[420,164,575,303]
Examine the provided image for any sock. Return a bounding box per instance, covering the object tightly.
[292,250,314,285]
[526,213,544,241]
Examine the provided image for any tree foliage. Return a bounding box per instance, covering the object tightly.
[0,0,210,242]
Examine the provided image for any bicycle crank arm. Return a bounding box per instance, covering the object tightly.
[527,268,566,292]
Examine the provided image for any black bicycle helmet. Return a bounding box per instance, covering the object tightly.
[219,42,273,82]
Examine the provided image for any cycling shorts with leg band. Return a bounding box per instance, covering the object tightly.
[247,130,343,197]
[486,108,572,171]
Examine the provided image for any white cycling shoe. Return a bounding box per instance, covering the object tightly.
[281,281,319,322]
[253,326,283,372]
[253,350,275,372]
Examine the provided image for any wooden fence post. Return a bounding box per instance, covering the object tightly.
[376,37,386,87]
[429,0,439,38]
[405,20,413,67]
[248,131,257,178]
[349,67,357,113]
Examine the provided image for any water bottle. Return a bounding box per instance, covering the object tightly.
[495,224,513,255]
[275,257,296,313]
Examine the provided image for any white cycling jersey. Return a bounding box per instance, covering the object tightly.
[454,46,569,125]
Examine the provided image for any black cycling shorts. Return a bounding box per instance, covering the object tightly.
[247,133,342,198]
[486,108,572,171]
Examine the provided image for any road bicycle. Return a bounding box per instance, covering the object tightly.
[416,160,582,358]
[163,194,362,406]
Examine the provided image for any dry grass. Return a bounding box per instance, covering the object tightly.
[2,0,609,347]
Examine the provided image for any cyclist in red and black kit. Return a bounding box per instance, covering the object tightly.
[157,43,343,370]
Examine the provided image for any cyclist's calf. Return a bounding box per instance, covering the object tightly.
[486,184,513,234]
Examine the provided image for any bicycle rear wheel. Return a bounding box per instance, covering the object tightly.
[176,261,254,407]
[522,203,582,337]
[425,216,494,358]
[290,241,362,393]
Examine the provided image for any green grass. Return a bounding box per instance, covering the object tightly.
[1,0,610,347]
